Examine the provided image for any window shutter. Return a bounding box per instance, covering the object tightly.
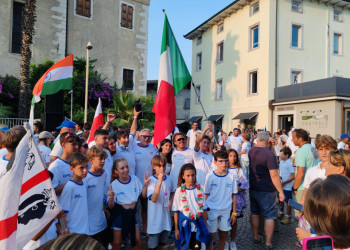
[76,0,84,16]
[121,4,127,27]
[127,5,133,29]
[84,0,91,17]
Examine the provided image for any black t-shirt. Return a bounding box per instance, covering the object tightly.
[248,146,279,192]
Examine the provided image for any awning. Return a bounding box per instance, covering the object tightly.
[207,114,224,122]
[187,116,202,122]
[232,112,258,120]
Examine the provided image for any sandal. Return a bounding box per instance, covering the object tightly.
[253,235,265,246]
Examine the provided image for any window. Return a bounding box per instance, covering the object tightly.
[76,0,92,18]
[291,70,302,84]
[249,24,259,50]
[195,85,201,104]
[334,9,343,22]
[250,1,259,16]
[215,79,223,101]
[197,35,202,45]
[291,24,302,48]
[216,41,224,63]
[121,3,133,29]
[292,0,303,13]
[196,52,202,71]
[333,33,343,55]
[217,23,224,34]
[11,2,24,54]
[184,98,190,109]
[122,69,134,90]
[249,71,258,95]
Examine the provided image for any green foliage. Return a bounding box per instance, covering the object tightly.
[0,75,21,117]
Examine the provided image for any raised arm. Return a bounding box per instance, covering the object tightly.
[130,108,141,136]
[194,123,212,151]
[102,114,116,130]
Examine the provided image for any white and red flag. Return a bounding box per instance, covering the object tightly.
[88,98,104,147]
[152,14,192,146]
[0,124,60,250]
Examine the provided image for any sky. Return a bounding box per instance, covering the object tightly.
[147,0,233,80]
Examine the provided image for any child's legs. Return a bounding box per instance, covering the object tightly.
[133,226,142,250]
[189,232,201,250]
[218,230,228,249]
[112,230,122,250]
[140,197,148,233]
[283,190,293,216]
[230,220,237,242]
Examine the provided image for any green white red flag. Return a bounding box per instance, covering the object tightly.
[32,54,73,103]
[152,14,192,146]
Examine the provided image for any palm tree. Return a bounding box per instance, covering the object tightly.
[19,0,37,118]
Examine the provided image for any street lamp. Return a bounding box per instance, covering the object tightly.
[84,41,93,123]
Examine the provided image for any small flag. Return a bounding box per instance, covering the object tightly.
[152,14,192,146]
[32,54,73,103]
[88,98,104,147]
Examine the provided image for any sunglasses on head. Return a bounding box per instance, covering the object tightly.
[82,144,88,149]
[176,137,185,142]
[141,135,152,139]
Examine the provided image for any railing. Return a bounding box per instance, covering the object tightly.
[0,117,29,128]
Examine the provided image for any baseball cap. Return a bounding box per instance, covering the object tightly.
[340,134,350,139]
[0,124,9,132]
[56,120,76,129]
[39,131,55,140]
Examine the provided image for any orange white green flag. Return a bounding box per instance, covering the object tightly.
[32,54,73,103]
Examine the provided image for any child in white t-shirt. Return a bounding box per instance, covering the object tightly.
[238,133,251,178]
[37,131,54,167]
[146,155,175,249]
[107,158,148,250]
[85,145,109,248]
[204,150,238,250]
[278,147,295,224]
[60,153,89,235]
[172,163,211,250]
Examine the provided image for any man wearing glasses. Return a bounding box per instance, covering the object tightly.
[130,108,158,236]
[170,132,195,188]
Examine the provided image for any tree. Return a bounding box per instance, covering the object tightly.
[18,0,37,118]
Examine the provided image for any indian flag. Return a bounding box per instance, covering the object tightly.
[32,54,73,103]
[152,14,192,146]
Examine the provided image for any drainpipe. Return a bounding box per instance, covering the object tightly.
[341,100,344,134]
[65,0,69,56]
[326,6,330,78]
[275,0,279,88]
[269,100,275,132]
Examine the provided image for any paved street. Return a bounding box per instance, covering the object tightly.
[123,199,301,250]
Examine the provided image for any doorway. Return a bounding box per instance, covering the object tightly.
[279,115,294,132]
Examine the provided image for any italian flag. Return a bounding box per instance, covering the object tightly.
[87,98,104,147]
[152,14,192,146]
[32,54,73,103]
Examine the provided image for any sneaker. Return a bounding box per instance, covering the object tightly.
[253,235,265,246]
[224,241,229,250]
[229,241,237,250]
[265,243,275,249]
[277,213,284,219]
[281,216,292,225]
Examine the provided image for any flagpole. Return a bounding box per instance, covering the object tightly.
[191,80,218,145]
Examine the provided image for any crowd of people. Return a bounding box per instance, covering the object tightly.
[0,111,349,250]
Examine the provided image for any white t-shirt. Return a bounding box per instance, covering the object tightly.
[286,137,299,157]
[171,148,194,187]
[204,171,238,214]
[274,145,280,157]
[111,175,142,205]
[0,155,10,178]
[186,129,201,149]
[193,149,213,186]
[0,148,8,159]
[49,135,63,157]
[228,135,243,153]
[85,171,107,235]
[103,149,114,187]
[38,145,52,164]
[60,180,89,234]
[130,137,158,185]
[338,141,345,149]
[228,167,246,183]
[147,175,174,234]
[48,158,72,197]
[172,185,207,231]
[241,141,251,161]
[113,145,136,176]
[303,162,326,189]
[279,159,295,190]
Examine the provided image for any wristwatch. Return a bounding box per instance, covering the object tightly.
[292,188,298,192]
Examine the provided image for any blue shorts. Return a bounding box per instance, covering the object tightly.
[111,215,138,231]
[283,190,292,204]
[249,190,278,220]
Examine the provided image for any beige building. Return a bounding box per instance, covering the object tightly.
[0,0,150,95]
[184,0,350,138]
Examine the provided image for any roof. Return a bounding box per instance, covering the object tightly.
[184,0,350,40]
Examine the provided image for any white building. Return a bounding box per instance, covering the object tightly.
[184,0,350,138]
[0,0,150,96]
